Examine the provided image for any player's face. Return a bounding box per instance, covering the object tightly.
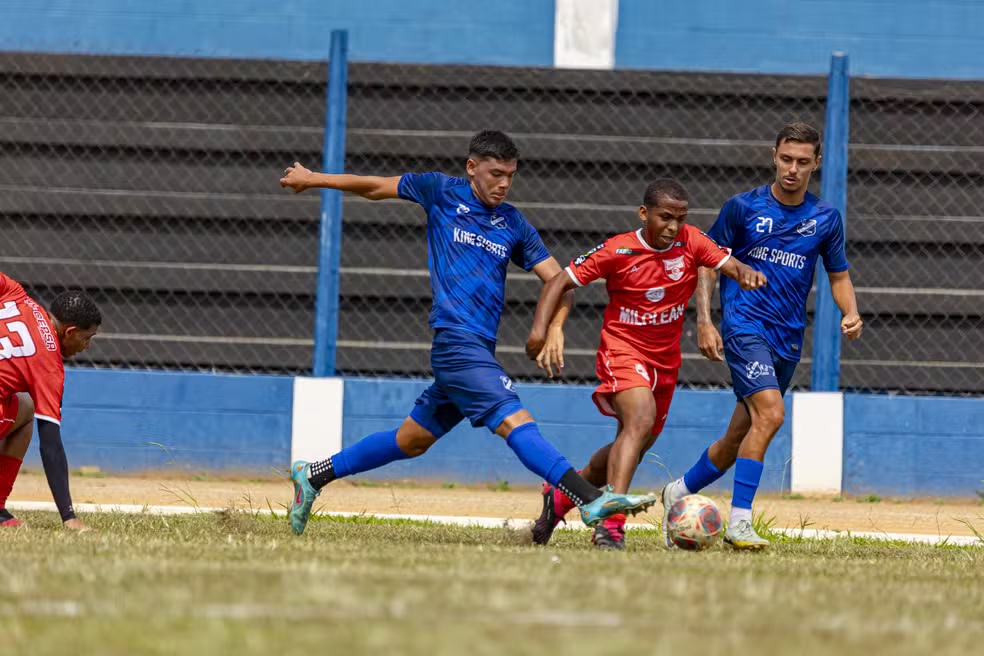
[60,325,98,358]
[773,140,821,193]
[639,197,688,250]
[466,157,517,207]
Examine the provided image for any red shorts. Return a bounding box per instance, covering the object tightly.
[0,394,20,440]
[593,347,678,435]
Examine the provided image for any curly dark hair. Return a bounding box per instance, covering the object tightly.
[50,290,102,329]
[643,178,689,208]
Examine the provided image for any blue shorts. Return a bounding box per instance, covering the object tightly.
[409,329,524,437]
[724,333,798,401]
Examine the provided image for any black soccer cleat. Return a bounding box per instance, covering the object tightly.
[531,483,566,546]
[591,521,626,551]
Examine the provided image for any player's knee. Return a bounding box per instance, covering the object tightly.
[619,413,656,443]
[396,421,438,458]
[752,404,785,433]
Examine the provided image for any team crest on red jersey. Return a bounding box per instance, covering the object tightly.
[664,256,685,281]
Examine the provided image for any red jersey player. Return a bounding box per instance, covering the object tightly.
[0,273,101,528]
[525,179,766,550]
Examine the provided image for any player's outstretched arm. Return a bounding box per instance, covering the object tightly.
[526,268,577,378]
[695,267,724,361]
[529,257,574,378]
[719,258,767,291]
[827,270,863,340]
[280,162,401,200]
[37,419,87,530]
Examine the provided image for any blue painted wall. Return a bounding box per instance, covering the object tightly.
[616,0,984,78]
[0,0,555,66]
[342,378,792,492]
[23,369,294,474]
[843,394,984,497]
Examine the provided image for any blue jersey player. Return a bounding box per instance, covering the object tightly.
[279,130,658,536]
[660,123,864,550]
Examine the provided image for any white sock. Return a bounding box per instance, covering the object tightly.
[669,478,691,502]
[730,506,753,526]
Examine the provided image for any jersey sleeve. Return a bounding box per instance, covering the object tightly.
[30,363,64,425]
[691,229,732,270]
[821,210,850,273]
[566,240,615,287]
[707,196,743,248]
[510,216,551,271]
[397,172,449,212]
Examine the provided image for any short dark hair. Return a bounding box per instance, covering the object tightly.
[643,178,689,208]
[50,291,101,329]
[468,130,519,161]
[775,122,822,156]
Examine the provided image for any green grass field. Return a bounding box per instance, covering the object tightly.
[2,510,982,656]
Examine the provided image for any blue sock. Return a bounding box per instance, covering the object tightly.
[332,428,408,479]
[505,423,571,487]
[683,448,726,494]
[732,458,764,510]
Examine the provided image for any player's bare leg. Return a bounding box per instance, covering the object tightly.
[0,393,35,528]
[723,389,784,549]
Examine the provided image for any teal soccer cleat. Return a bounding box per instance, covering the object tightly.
[288,460,320,535]
[578,486,658,527]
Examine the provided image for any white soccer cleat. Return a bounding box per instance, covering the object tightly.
[723,519,770,550]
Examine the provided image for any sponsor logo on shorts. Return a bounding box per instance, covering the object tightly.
[663,255,685,281]
[645,287,665,302]
[634,363,650,382]
[500,375,515,392]
[745,361,776,380]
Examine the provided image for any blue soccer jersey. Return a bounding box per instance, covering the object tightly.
[708,185,849,362]
[398,172,551,342]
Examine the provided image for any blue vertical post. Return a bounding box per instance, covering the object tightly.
[313,30,349,377]
[812,52,850,391]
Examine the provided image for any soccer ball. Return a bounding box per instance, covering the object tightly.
[665,494,723,551]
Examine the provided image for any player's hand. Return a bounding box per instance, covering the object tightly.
[535,326,566,379]
[280,161,312,193]
[841,312,863,340]
[697,321,724,361]
[525,330,546,361]
[63,518,93,532]
[737,265,767,291]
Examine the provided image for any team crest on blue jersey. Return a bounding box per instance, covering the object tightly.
[490,214,507,229]
[663,255,685,281]
[574,243,605,267]
[499,375,515,392]
[796,219,817,237]
[745,361,776,380]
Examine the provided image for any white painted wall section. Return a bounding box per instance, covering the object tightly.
[554,0,618,69]
[290,377,344,464]
[791,392,844,494]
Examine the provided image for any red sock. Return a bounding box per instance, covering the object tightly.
[602,512,627,530]
[553,486,577,517]
[0,454,23,508]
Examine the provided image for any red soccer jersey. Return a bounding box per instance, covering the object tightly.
[566,225,731,370]
[0,273,65,425]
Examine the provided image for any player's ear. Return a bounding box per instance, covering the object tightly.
[465,157,478,177]
[637,205,648,223]
[815,154,822,171]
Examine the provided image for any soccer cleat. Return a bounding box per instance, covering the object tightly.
[531,483,566,546]
[0,508,23,528]
[659,483,678,550]
[578,486,658,527]
[591,515,626,551]
[723,519,770,550]
[288,460,321,536]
